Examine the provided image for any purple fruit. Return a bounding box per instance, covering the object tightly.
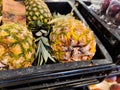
[107,4,120,17]
[101,0,111,12]
[114,12,120,25]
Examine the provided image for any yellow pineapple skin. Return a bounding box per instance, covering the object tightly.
[24,0,52,30]
[0,23,36,70]
[50,16,96,62]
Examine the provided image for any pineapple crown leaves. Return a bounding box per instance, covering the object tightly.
[32,21,52,38]
[35,36,56,65]
[35,29,49,37]
[48,0,79,25]
[28,21,45,31]
[48,13,74,25]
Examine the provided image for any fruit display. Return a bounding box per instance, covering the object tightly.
[0,0,96,70]
[49,14,96,62]
[90,0,120,31]
[0,1,118,90]
[24,0,96,65]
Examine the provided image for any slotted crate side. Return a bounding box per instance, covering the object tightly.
[0,63,115,89]
[75,0,120,64]
[0,0,115,89]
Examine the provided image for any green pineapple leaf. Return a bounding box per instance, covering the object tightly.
[35,40,41,58]
[41,41,48,63]
[35,36,56,65]
[41,36,50,46]
[36,31,42,37]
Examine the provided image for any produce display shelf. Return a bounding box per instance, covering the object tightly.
[0,0,116,90]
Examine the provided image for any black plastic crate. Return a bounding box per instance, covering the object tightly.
[75,0,120,64]
[0,0,116,90]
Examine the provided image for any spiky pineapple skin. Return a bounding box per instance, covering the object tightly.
[0,23,36,69]
[24,0,52,30]
[50,16,96,62]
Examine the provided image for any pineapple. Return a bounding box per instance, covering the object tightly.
[49,15,96,62]
[24,0,55,65]
[24,0,52,31]
[0,23,36,70]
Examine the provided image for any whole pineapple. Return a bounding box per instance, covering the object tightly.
[0,23,36,70]
[49,15,96,62]
[24,0,52,31]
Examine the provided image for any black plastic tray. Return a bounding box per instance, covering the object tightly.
[75,0,120,64]
[0,0,115,90]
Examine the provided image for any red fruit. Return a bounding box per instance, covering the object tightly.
[101,0,111,12]
[110,84,120,90]
[105,76,117,82]
[116,76,120,83]
[114,12,120,25]
[107,4,120,17]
